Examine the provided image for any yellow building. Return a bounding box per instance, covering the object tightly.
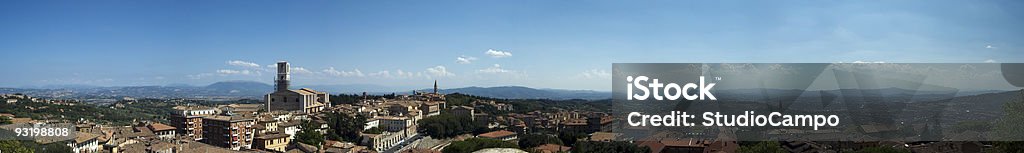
[253,132,291,152]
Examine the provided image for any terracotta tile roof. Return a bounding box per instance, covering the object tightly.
[600,117,614,124]
[589,132,621,141]
[178,141,237,153]
[291,88,326,95]
[71,132,99,143]
[323,140,344,148]
[252,124,266,130]
[150,142,175,151]
[147,123,176,132]
[660,138,705,147]
[636,141,665,153]
[121,143,147,153]
[477,130,516,139]
[300,88,326,94]
[132,127,156,137]
[203,115,254,122]
[532,144,571,153]
[10,118,33,124]
[256,133,291,140]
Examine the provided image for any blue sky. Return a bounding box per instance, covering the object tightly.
[0,0,1021,91]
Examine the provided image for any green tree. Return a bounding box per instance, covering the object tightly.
[330,94,397,105]
[953,120,992,133]
[20,140,73,153]
[994,90,1024,153]
[363,127,383,134]
[0,140,34,153]
[0,116,11,125]
[419,113,477,138]
[444,93,477,107]
[570,141,649,153]
[737,141,786,153]
[325,112,368,142]
[295,120,324,147]
[442,138,518,153]
[993,141,1024,153]
[557,131,587,147]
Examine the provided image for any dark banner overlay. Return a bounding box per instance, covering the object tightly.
[612,63,1024,141]
[0,123,77,143]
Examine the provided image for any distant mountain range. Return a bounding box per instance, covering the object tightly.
[300,84,613,100]
[0,81,613,100]
[436,86,611,100]
[205,81,274,94]
[2,81,1009,101]
[0,81,274,99]
[299,84,410,94]
[300,84,612,100]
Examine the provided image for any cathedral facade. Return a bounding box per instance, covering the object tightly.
[264,61,329,113]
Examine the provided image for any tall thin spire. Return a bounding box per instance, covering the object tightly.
[433,80,438,94]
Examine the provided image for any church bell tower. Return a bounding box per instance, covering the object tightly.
[275,61,290,92]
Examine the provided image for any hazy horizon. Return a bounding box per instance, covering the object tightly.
[2,0,1022,91]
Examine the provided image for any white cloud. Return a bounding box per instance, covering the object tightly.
[369,70,425,79]
[476,64,527,80]
[850,60,886,63]
[365,68,440,79]
[322,67,364,77]
[479,63,520,73]
[368,71,391,77]
[986,45,996,49]
[485,49,512,58]
[456,56,477,64]
[292,67,314,74]
[187,73,214,79]
[984,59,997,63]
[577,69,611,79]
[479,64,511,73]
[227,60,261,68]
[216,69,254,75]
[426,66,455,77]
[395,70,424,78]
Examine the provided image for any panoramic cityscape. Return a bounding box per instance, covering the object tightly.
[3,61,1024,153]
[0,60,625,153]
[2,1,1024,153]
